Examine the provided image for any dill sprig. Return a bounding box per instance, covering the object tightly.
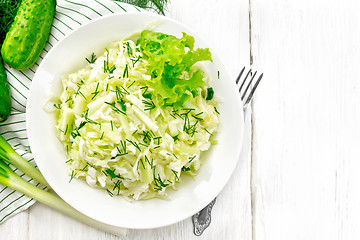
[0,0,21,43]
[114,0,169,15]
[103,50,115,74]
[142,99,155,111]
[122,64,129,78]
[105,101,127,115]
[126,139,141,152]
[53,103,61,110]
[85,53,97,64]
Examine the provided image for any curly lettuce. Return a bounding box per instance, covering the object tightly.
[137,30,212,106]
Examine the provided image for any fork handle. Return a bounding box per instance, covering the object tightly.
[192,198,217,236]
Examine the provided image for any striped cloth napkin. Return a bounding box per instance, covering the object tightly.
[0,0,146,226]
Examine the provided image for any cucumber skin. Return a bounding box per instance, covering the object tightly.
[0,56,11,122]
[1,0,56,70]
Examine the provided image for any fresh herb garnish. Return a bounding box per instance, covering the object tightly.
[128,80,136,88]
[106,189,113,197]
[53,103,61,109]
[140,86,152,99]
[206,87,214,100]
[182,166,191,172]
[91,82,100,100]
[103,50,115,74]
[172,169,179,181]
[105,101,127,115]
[142,99,155,111]
[69,170,76,183]
[188,155,196,163]
[75,87,87,100]
[125,41,133,56]
[126,139,141,152]
[113,0,169,15]
[106,169,117,179]
[85,52,97,64]
[123,64,129,78]
[131,55,142,67]
[0,0,21,43]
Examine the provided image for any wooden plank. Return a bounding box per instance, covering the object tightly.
[0,210,28,238]
[250,0,360,239]
[28,201,125,240]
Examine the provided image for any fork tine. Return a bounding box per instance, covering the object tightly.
[241,71,257,101]
[244,73,263,105]
[238,69,252,93]
[235,66,246,84]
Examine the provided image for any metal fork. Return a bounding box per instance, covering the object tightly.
[192,67,263,236]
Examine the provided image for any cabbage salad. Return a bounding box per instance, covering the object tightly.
[52,30,219,200]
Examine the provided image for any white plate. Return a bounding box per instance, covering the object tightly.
[26,12,244,229]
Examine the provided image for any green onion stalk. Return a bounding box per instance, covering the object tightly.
[0,136,126,235]
[0,135,49,187]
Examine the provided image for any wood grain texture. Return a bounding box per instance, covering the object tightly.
[0,0,251,239]
[250,0,360,239]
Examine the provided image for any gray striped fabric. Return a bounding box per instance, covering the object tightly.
[0,0,142,224]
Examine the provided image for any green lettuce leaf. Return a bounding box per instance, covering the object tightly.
[137,30,213,106]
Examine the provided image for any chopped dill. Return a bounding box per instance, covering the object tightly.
[118,100,127,112]
[188,155,196,163]
[123,64,129,78]
[84,109,100,125]
[105,101,127,115]
[204,128,213,135]
[144,155,152,168]
[53,103,61,109]
[126,139,141,152]
[128,80,136,88]
[106,189,114,197]
[65,159,73,163]
[80,164,88,172]
[182,166,191,172]
[125,42,133,56]
[91,82,100,100]
[113,180,122,195]
[106,169,117,179]
[142,99,155,111]
[153,136,162,145]
[120,86,130,95]
[112,0,169,16]
[137,158,145,170]
[85,52,97,64]
[172,170,179,181]
[70,129,81,139]
[172,135,179,141]
[65,96,73,103]
[140,86,152,99]
[139,142,149,148]
[131,55,142,67]
[75,87,87,100]
[206,87,214,100]
[69,170,76,183]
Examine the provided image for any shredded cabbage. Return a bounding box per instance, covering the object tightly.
[52,31,219,200]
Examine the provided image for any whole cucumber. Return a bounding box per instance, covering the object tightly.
[0,56,11,122]
[1,0,56,70]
